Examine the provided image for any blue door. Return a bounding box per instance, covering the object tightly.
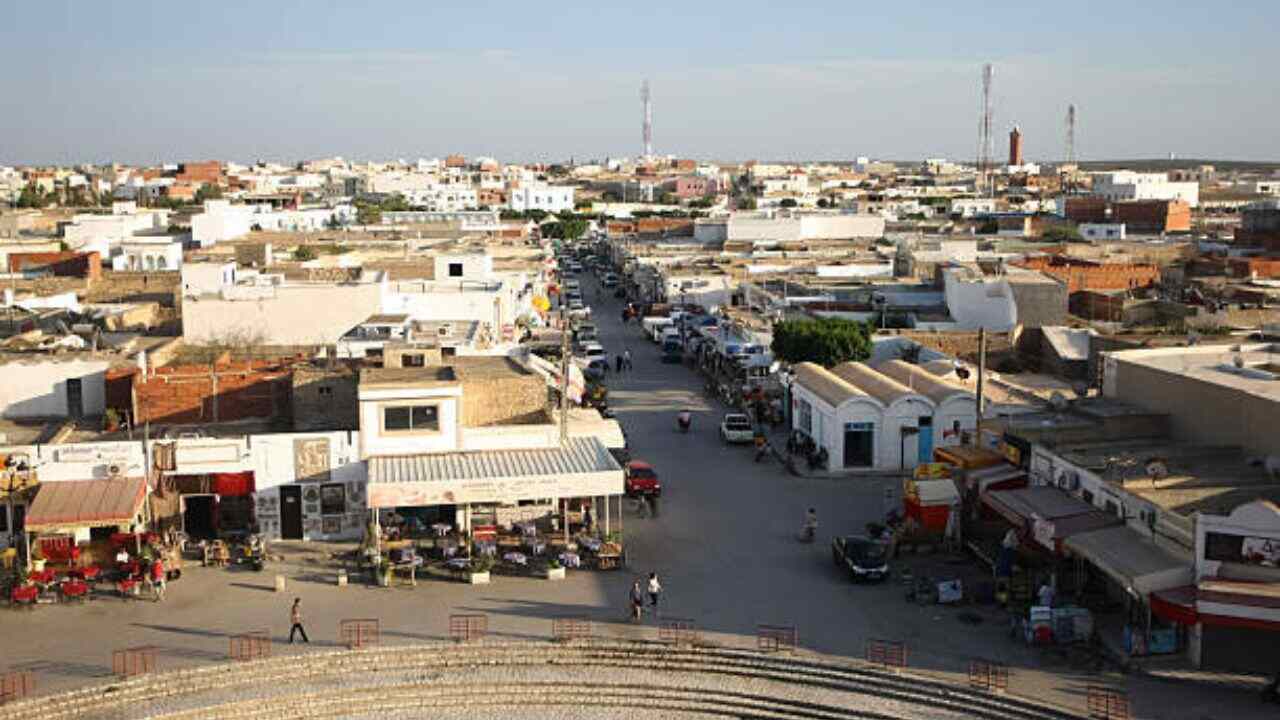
[917,416,934,464]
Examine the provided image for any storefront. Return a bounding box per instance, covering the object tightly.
[23,476,148,567]
[1064,524,1194,658]
[367,437,624,539]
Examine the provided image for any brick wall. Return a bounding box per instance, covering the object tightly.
[1226,257,1280,279]
[291,366,358,431]
[1112,200,1191,233]
[1064,197,1109,223]
[8,251,102,280]
[1017,257,1160,293]
[889,330,1014,363]
[133,359,293,424]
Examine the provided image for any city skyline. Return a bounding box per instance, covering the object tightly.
[3,1,1278,165]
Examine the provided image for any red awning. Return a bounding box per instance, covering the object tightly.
[212,472,255,497]
[25,478,147,532]
[1151,586,1199,625]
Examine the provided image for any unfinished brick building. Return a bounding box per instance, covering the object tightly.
[1017,256,1161,294]
[1112,200,1191,233]
[125,357,297,425]
[8,251,102,280]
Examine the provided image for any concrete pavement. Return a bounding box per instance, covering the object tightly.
[0,273,1272,719]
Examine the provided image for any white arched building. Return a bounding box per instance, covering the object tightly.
[876,360,977,452]
[831,362,935,471]
[790,363,884,470]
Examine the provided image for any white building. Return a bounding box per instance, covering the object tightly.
[110,237,184,271]
[508,185,575,213]
[61,207,170,250]
[1079,223,1127,241]
[1092,171,1199,208]
[180,262,389,346]
[949,198,997,218]
[191,200,255,246]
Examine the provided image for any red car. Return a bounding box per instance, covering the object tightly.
[625,461,661,498]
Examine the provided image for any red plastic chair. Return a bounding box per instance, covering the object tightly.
[10,585,38,605]
[60,580,89,602]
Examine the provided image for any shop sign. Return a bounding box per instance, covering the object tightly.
[368,472,622,509]
[1242,536,1280,566]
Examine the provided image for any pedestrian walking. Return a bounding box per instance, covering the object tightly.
[616,354,624,373]
[289,597,310,644]
[623,349,632,371]
[629,580,645,622]
[149,556,166,602]
[647,572,662,610]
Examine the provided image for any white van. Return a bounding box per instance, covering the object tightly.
[642,316,675,342]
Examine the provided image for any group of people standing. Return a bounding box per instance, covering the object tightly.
[629,572,663,621]
[614,349,633,373]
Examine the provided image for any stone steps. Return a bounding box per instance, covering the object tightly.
[0,641,1082,720]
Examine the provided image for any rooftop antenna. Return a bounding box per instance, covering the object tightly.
[641,80,653,160]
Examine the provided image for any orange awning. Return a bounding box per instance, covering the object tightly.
[25,478,147,532]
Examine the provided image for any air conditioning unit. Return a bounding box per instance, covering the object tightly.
[106,464,124,479]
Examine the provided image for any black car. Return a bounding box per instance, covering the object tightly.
[832,535,890,582]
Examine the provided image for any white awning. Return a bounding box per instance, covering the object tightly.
[1064,525,1193,597]
[367,437,624,508]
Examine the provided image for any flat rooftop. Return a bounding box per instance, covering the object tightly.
[1049,438,1280,517]
[1110,343,1280,402]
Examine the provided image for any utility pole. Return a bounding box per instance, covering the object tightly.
[974,328,987,448]
[559,309,570,446]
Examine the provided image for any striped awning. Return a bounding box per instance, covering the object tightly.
[367,437,623,508]
[25,478,147,532]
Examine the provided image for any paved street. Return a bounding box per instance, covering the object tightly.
[0,279,1272,719]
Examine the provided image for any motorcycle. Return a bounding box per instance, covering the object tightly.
[236,535,267,572]
[754,436,770,463]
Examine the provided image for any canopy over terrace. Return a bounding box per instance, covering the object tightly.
[367,437,625,535]
[24,477,147,534]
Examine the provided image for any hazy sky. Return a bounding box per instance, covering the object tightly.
[3,1,1278,166]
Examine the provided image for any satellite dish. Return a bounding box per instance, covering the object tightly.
[1049,392,1069,411]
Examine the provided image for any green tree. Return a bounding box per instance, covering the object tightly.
[737,196,757,210]
[1041,225,1083,243]
[16,184,49,209]
[771,318,873,367]
[381,194,410,212]
[293,245,318,261]
[195,184,224,202]
[560,217,588,241]
[817,198,830,208]
[356,203,382,225]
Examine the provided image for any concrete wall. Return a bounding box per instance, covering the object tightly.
[1007,279,1068,329]
[1105,358,1279,458]
[358,386,461,458]
[943,273,1018,331]
[183,281,384,346]
[0,358,110,419]
[291,366,359,431]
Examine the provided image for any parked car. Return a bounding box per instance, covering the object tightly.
[624,461,662,497]
[602,273,619,287]
[719,413,755,443]
[578,342,607,364]
[831,535,890,582]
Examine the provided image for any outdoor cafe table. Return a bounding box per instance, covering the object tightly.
[71,566,101,583]
[28,569,56,586]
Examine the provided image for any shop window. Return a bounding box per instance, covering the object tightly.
[448,262,464,277]
[320,483,346,515]
[383,404,440,433]
[798,399,812,435]
[402,353,425,368]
